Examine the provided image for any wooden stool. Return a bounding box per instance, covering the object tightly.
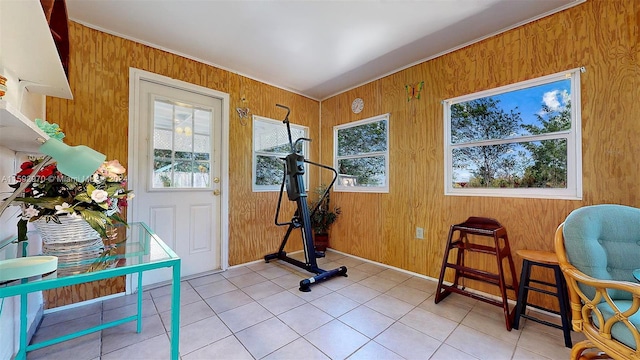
[435,217,519,331]
[512,250,572,348]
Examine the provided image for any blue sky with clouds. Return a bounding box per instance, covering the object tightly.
[490,79,571,129]
[451,78,572,182]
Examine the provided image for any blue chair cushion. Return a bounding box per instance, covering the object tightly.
[563,204,640,301]
[595,300,640,350]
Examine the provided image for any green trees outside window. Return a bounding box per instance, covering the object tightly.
[334,114,389,192]
[253,116,308,192]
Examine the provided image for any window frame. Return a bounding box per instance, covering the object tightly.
[252,115,309,192]
[443,67,583,199]
[334,113,390,193]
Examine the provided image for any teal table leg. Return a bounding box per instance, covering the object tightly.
[170,261,181,360]
[17,243,29,359]
[18,293,27,360]
[136,271,143,333]
[0,223,180,359]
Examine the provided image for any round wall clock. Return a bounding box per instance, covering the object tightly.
[351,98,364,114]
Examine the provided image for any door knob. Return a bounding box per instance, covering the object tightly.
[213,189,220,196]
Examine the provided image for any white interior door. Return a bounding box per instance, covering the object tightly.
[132,77,223,287]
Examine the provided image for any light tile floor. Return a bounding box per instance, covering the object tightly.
[28,251,584,359]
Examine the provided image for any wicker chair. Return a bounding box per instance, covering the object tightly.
[555,204,640,359]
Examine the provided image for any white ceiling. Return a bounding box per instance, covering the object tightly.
[67,0,582,100]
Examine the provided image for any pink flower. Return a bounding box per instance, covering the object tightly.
[97,160,126,181]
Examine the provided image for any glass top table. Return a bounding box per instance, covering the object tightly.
[0,222,181,360]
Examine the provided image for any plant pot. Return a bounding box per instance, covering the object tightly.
[314,233,329,252]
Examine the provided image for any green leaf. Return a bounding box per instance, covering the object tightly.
[109,212,128,227]
[12,196,66,210]
[17,219,28,242]
[105,184,122,196]
[79,209,108,238]
[75,192,92,203]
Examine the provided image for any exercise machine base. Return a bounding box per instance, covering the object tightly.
[264,251,348,292]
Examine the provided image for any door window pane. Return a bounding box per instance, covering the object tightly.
[152,99,212,189]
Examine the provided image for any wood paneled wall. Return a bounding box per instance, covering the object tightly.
[44,22,318,307]
[321,0,639,308]
[44,0,638,310]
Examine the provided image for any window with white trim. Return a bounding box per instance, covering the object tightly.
[252,115,308,192]
[444,68,583,199]
[334,114,389,193]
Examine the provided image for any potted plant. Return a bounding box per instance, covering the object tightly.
[308,184,341,252]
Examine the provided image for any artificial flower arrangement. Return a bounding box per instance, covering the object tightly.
[10,157,134,240]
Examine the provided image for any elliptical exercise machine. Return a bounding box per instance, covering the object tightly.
[264,104,348,292]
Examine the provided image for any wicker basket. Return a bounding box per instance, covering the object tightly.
[34,216,102,245]
[34,216,117,276]
[43,238,105,276]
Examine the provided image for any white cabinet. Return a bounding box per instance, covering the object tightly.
[0,0,71,153]
[0,0,72,100]
[0,100,50,153]
[0,2,70,356]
